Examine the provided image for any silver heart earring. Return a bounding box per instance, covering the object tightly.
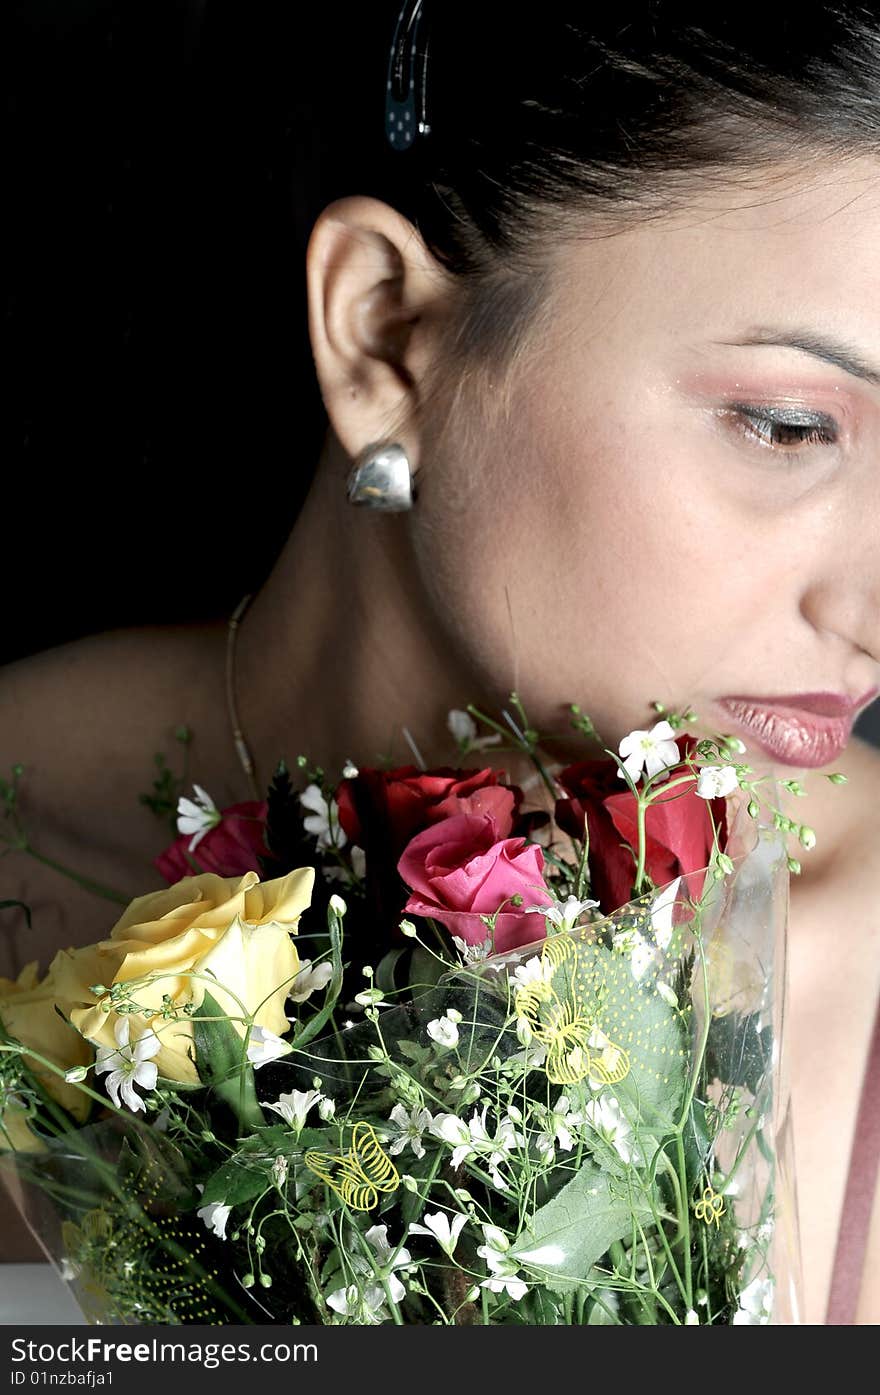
[346,441,417,511]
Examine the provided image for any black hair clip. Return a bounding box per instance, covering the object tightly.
[385,0,431,151]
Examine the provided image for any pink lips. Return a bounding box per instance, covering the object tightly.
[716,689,879,768]
[723,690,877,718]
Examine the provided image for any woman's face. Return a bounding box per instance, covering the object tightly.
[408,159,880,771]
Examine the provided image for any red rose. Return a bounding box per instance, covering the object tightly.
[554,736,729,915]
[336,765,527,932]
[397,812,553,954]
[336,765,521,850]
[154,800,269,884]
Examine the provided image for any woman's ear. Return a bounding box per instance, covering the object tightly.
[305,196,453,467]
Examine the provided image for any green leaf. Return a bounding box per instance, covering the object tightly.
[289,910,344,1050]
[682,1098,712,1192]
[397,1040,432,1067]
[705,1011,772,1095]
[408,943,447,989]
[511,1158,651,1295]
[192,991,265,1130]
[549,938,687,1134]
[200,1155,271,1209]
[375,947,407,995]
[201,1122,341,1207]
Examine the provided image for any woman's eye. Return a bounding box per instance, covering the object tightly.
[724,404,839,453]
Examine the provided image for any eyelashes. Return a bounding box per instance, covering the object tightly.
[723,403,840,454]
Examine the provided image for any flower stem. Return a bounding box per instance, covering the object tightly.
[675,1132,694,1309]
[633,797,648,895]
[8,844,130,905]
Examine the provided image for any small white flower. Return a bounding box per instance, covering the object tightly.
[477,1225,528,1300]
[326,1225,411,1321]
[448,708,478,744]
[299,784,347,850]
[446,1106,524,1187]
[265,1088,323,1132]
[288,958,334,1005]
[271,1156,289,1188]
[617,720,681,785]
[246,1025,293,1069]
[408,1211,468,1257]
[447,709,502,751]
[696,765,740,800]
[477,1224,511,1263]
[501,1038,548,1075]
[452,934,494,964]
[364,1223,411,1277]
[685,1308,700,1325]
[546,1095,583,1153]
[612,927,660,982]
[429,1112,472,1164]
[354,986,392,1008]
[93,1016,160,1113]
[197,1199,231,1241]
[585,1028,629,1090]
[584,1092,641,1165]
[342,759,359,779]
[176,784,222,852]
[317,1096,336,1122]
[386,1103,433,1159]
[326,1283,387,1323]
[524,894,599,931]
[732,1276,774,1324]
[535,1095,582,1164]
[516,1014,534,1048]
[329,894,348,917]
[427,1016,460,1050]
[511,955,553,991]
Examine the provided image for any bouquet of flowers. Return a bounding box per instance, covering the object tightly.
[1,697,834,1324]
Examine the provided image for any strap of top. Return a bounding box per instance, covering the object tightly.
[825,994,880,1324]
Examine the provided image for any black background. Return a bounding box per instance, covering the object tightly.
[5,1,390,660]
[5,2,879,747]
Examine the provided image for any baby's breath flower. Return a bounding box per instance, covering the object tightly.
[617,721,681,784]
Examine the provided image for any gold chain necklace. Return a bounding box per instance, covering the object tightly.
[226,592,262,802]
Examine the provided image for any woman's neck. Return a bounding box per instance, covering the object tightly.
[233,433,524,788]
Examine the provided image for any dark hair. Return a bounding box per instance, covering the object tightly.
[358,2,880,396]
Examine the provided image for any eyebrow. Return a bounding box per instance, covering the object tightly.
[719,327,880,387]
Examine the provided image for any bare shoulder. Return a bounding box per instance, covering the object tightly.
[0,622,231,974]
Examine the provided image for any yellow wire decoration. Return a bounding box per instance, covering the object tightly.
[693,1186,726,1227]
[305,1121,400,1211]
[514,932,632,1087]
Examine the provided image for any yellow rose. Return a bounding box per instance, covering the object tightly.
[70,867,314,1085]
[0,956,98,1122]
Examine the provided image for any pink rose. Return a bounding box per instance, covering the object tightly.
[154,800,269,884]
[397,812,553,954]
